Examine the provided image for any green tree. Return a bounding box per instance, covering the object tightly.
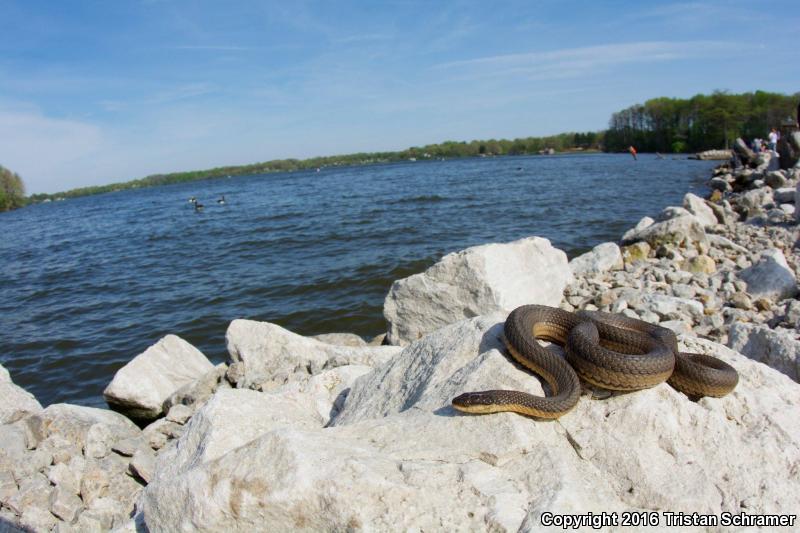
[0,165,27,211]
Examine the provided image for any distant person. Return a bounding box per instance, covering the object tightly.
[751,138,761,153]
[628,145,638,160]
[768,128,778,151]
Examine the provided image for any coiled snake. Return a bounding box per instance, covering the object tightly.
[451,305,738,419]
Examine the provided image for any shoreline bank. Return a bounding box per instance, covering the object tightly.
[1,155,799,530]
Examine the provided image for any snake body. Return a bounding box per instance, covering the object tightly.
[451,305,739,419]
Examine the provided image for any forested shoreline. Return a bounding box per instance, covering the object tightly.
[16,90,800,205]
[605,91,798,153]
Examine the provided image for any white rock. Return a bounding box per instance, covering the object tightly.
[781,203,796,216]
[621,215,707,248]
[40,404,140,452]
[683,193,717,227]
[637,293,704,321]
[728,323,800,382]
[165,404,193,425]
[151,388,323,484]
[0,364,42,424]
[311,332,367,347]
[226,320,400,391]
[706,234,748,254]
[129,448,157,484]
[103,335,214,421]
[739,248,798,301]
[84,423,113,459]
[383,237,571,345]
[275,364,374,424]
[49,485,83,523]
[569,242,623,276]
[658,320,693,335]
[774,187,796,204]
[140,314,800,531]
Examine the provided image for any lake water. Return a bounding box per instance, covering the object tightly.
[1,153,716,407]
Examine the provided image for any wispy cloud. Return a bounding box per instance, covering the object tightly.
[0,106,105,193]
[432,41,737,81]
[100,82,216,112]
[168,45,253,51]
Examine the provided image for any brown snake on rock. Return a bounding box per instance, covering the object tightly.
[451,305,739,419]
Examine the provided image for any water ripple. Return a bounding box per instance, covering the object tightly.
[0,154,714,407]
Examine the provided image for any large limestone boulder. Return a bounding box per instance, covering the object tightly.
[621,214,707,249]
[682,193,717,227]
[38,403,141,452]
[103,335,214,422]
[139,314,800,531]
[569,242,623,276]
[226,319,400,391]
[739,248,797,302]
[383,237,570,345]
[728,323,800,382]
[0,363,42,424]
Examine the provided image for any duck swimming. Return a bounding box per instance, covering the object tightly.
[217,195,226,205]
[194,200,204,211]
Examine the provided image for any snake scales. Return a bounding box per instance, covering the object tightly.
[451,305,739,419]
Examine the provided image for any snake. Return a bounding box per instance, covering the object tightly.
[451,305,739,419]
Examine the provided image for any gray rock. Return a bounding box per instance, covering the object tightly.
[683,193,717,227]
[80,466,109,508]
[384,237,571,345]
[162,363,229,415]
[659,320,692,335]
[111,436,147,458]
[48,463,79,495]
[728,323,800,382]
[311,332,368,347]
[706,234,749,254]
[637,293,704,321]
[0,470,17,507]
[765,170,787,189]
[621,215,707,249]
[739,249,798,302]
[226,319,400,391]
[0,364,42,424]
[165,404,193,425]
[733,137,757,164]
[84,423,113,459]
[797,181,800,222]
[39,404,140,453]
[709,177,731,192]
[774,187,796,204]
[49,485,83,522]
[569,242,623,276]
[103,335,215,422]
[129,448,157,484]
[151,388,323,486]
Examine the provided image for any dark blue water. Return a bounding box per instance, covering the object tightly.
[1,154,715,407]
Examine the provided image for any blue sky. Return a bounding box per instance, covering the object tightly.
[1,1,798,193]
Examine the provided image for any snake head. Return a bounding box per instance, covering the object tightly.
[451,392,500,414]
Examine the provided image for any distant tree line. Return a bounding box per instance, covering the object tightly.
[21,90,800,205]
[605,90,799,153]
[28,132,602,202]
[0,165,27,211]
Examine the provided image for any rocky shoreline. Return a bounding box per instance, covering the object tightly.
[1,152,799,532]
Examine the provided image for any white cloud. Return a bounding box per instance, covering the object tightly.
[432,41,737,81]
[0,106,105,194]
